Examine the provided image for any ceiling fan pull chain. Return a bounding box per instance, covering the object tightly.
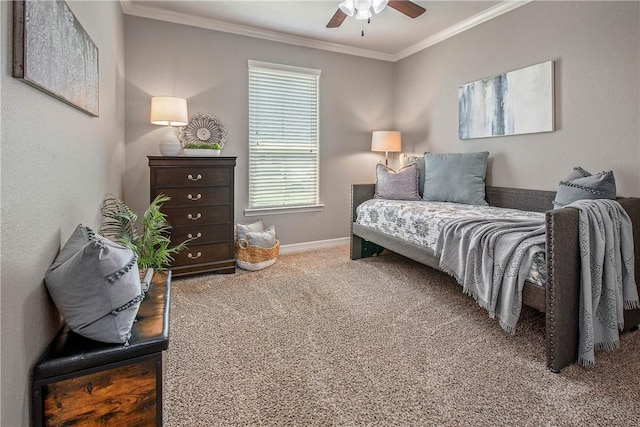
[361,19,364,37]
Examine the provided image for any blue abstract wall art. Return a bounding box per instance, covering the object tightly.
[459,61,554,139]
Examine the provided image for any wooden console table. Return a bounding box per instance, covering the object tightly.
[32,272,171,426]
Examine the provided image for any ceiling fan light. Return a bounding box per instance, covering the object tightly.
[354,0,372,18]
[339,0,355,17]
[355,0,369,10]
[372,0,388,14]
[355,8,372,20]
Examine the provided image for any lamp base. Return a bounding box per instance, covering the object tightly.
[159,127,181,156]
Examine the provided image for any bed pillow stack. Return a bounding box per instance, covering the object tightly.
[399,154,426,197]
[553,167,616,208]
[422,151,489,206]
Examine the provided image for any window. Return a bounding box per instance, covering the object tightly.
[247,60,321,215]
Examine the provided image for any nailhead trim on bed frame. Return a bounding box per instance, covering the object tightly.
[546,213,557,371]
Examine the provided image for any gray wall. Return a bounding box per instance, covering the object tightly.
[1,2,638,424]
[124,16,394,245]
[395,1,640,197]
[0,1,125,425]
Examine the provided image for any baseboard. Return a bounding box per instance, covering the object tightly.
[279,237,349,255]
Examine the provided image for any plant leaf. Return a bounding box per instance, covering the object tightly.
[98,193,191,272]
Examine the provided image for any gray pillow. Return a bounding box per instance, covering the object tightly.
[242,225,277,249]
[236,220,264,240]
[399,154,426,197]
[374,162,421,201]
[45,225,142,344]
[423,152,489,205]
[553,167,616,208]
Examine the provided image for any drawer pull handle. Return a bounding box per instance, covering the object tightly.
[188,174,202,181]
[187,213,202,220]
[187,232,202,240]
[188,193,202,201]
[188,252,202,260]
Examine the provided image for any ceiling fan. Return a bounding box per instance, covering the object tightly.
[327,0,426,31]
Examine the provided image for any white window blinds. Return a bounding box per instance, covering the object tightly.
[248,60,320,210]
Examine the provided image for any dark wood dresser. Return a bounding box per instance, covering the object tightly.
[148,156,236,276]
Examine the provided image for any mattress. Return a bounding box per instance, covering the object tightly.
[355,199,547,287]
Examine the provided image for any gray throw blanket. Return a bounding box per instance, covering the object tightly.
[566,199,639,368]
[436,218,546,334]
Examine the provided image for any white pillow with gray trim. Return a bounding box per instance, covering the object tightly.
[236,220,264,241]
[243,225,277,249]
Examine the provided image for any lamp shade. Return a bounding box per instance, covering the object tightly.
[150,96,188,126]
[371,131,402,153]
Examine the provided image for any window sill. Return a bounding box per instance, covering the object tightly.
[244,204,325,217]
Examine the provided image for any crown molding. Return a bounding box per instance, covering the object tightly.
[392,1,533,61]
[120,0,532,63]
[119,0,131,14]
[119,0,395,62]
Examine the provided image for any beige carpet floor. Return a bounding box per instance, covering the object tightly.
[165,245,640,426]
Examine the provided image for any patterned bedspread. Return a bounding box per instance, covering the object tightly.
[355,199,547,286]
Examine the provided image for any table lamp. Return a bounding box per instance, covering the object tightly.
[371,131,402,165]
[150,96,188,156]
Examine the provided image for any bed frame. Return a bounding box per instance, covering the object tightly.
[351,184,640,372]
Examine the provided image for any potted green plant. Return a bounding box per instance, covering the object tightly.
[210,142,222,156]
[99,193,189,278]
[183,142,222,156]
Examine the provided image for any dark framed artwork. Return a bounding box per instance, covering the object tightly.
[13,0,99,117]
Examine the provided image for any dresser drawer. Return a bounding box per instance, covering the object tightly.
[158,187,231,207]
[165,205,230,227]
[174,243,233,266]
[171,224,231,246]
[154,167,231,188]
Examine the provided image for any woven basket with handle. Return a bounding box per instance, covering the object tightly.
[235,239,279,271]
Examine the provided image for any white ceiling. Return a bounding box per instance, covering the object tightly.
[121,1,530,61]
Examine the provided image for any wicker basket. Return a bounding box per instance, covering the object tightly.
[235,239,280,271]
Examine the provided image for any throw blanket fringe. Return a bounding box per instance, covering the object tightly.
[624,300,640,310]
[499,319,517,335]
[436,218,546,335]
[438,261,509,328]
[567,199,638,369]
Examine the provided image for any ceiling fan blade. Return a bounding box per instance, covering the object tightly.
[388,1,426,18]
[326,9,347,28]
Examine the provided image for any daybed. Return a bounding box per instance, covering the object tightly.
[351,183,640,372]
